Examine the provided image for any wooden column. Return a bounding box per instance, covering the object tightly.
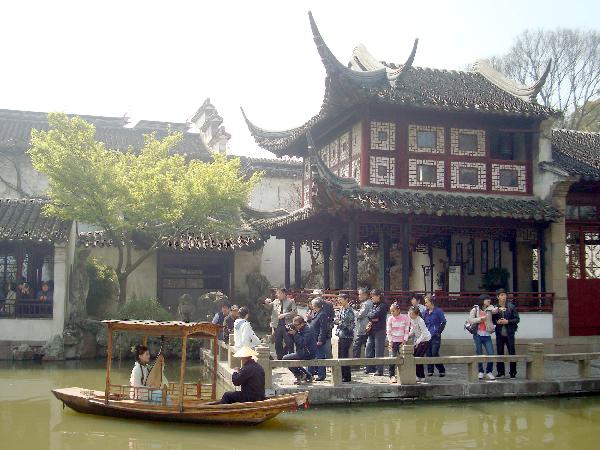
[428,243,434,294]
[294,240,302,289]
[378,229,390,291]
[212,335,218,400]
[538,227,546,292]
[178,334,188,412]
[322,238,331,290]
[104,327,113,404]
[284,239,292,289]
[511,236,518,292]
[333,237,344,290]
[401,223,411,291]
[348,221,358,290]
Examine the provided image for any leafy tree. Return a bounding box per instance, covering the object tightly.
[29,113,260,304]
[489,29,600,130]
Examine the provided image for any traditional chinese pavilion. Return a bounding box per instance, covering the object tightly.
[243,13,600,339]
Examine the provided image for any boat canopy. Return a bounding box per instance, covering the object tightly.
[102,320,222,338]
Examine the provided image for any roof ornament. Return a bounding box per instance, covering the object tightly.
[472,59,552,102]
[308,11,388,88]
[350,38,419,87]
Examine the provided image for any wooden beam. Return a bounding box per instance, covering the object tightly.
[333,237,344,289]
[511,235,518,292]
[294,240,302,289]
[284,239,292,289]
[104,327,113,404]
[212,335,218,401]
[178,334,188,412]
[323,238,331,290]
[348,221,358,290]
[401,223,411,291]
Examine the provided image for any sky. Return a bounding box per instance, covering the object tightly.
[1,0,598,158]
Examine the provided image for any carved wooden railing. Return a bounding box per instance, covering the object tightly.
[0,300,53,319]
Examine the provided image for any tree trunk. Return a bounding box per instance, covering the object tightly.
[118,274,128,306]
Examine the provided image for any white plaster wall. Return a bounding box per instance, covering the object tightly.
[443,312,553,339]
[86,246,157,300]
[249,175,311,287]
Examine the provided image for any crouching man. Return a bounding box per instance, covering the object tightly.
[283,315,317,384]
[219,346,265,404]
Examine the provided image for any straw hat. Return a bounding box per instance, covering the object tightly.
[233,346,258,358]
[311,289,323,295]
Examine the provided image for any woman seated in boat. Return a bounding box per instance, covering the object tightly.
[219,346,265,404]
[129,344,169,402]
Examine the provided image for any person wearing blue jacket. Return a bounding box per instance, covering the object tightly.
[283,316,317,384]
[423,295,447,377]
[306,298,331,381]
[365,289,389,376]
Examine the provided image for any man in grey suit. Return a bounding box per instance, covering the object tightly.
[352,287,373,360]
[264,288,298,359]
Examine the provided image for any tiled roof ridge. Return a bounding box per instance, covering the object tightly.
[553,128,600,136]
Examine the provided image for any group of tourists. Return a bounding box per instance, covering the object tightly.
[211,303,262,350]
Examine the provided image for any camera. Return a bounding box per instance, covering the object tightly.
[285,323,296,332]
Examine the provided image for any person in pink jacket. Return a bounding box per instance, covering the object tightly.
[386,302,410,383]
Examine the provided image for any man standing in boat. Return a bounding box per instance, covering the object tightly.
[219,346,266,404]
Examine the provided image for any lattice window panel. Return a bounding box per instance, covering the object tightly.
[339,164,350,178]
[566,232,581,279]
[408,159,444,188]
[352,123,362,155]
[369,156,395,186]
[408,125,445,154]
[450,162,486,190]
[584,232,600,279]
[339,132,350,162]
[450,128,486,156]
[352,158,361,183]
[320,144,329,167]
[491,163,527,192]
[329,139,339,166]
[370,121,396,151]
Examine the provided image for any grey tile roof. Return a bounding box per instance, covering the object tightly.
[550,129,600,180]
[0,109,211,158]
[0,198,71,242]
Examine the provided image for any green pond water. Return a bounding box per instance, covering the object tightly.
[1,360,599,450]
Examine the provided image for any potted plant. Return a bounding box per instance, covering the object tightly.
[480,268,510,292]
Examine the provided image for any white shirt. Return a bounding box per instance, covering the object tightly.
[129,361,150,400]
[233,318,261,350]
[409,316,431,346]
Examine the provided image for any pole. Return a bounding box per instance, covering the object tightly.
[212,335,218,400]
[178,334,188,412]
[104,327,113,404]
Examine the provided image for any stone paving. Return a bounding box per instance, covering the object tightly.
[271,360,600,388]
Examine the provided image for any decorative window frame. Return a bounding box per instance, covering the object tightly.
[450,162,487,190]
[408,125,445,154]
[339,132,350,163]
[369,156,396,186]
[408,159,445,188]
[450,128,486,157]
[491,163,527,193]
[493,240,502,269]
[466,239,474,275]
[481,240,489,274]
[370,121,396,151]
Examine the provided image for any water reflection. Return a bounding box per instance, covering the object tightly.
[1,361,599,450]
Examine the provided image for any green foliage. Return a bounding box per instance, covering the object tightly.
[28,113,260,240]
[86,258,118,317]
[113,298,173,321]
[481,268,510,292]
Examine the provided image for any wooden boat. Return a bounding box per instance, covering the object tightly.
[52,320,309,425]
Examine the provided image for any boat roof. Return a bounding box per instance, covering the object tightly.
[102,320,222,338]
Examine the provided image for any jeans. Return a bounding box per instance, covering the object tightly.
[283,352,313,380]
[338,337,353,381]
[473,334,494,373]
[273,323,294,360]
[427,334,445,375]
[496,333,517,376]
[414,341,429,379]
[366,329,386,375]
[388,342,402,377]
[352,334,369,359]
[309,338,331,380]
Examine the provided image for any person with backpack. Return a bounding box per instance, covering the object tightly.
[492,289,520,378]
[467,294,496,380]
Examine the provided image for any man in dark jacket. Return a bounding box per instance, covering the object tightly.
[283,316,317,383]
[365,289,389,376]
[222,305,239,342]
[211,303,231,341]
[424,295,447,377]
[219,346,265,404]
[307,298,331,381]
[492,289,520,378]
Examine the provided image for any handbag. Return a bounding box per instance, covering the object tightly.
[464,306,479,335]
